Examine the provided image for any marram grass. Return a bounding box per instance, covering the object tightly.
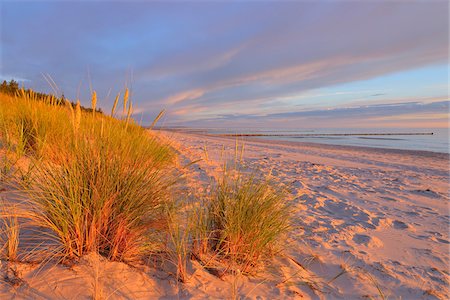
[0,199,20,261]
[193,171,291,275]
[0,90,176,262]
[27,135,174,261]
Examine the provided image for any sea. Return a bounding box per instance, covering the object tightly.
[173,127,449,154]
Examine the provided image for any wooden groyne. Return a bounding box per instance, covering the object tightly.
[218,132,434,137]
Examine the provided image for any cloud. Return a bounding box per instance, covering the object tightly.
[1,1,448,126]
[174,100,449,128]
[266,101,449,119]
[166,89,206,105]
[139,43,248,80]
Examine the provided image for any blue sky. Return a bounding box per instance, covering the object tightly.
[1,1,448,128]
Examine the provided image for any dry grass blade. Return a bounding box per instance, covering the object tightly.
[364,271,387,300]
[126,99,133,126]
[150,109,165,130]
[111,92,120,117]
[123,88,129,116]
[0,200,20,261]
[164,203,191,283]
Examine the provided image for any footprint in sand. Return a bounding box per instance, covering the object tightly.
[405,211,420,217]
[352,234,383,248]
[432,237,450,244]
[380,196,398,202]
[425,231,443,237]
[291,180,304,188]
[392,220,409,230]
[411,188,441,198]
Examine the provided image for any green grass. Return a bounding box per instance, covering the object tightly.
[0,90,176,263]
[0,200,20,261]
[193,170,291,275]
[164,202,191,283]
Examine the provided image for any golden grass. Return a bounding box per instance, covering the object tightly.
[0,90,176,263]
[0,200,20,261]
[111,92,120,117]
[164,203,191,283]
[91,91,97,116]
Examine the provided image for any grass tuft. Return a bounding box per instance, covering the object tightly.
[0,200,20,261]
[194,171,290,275]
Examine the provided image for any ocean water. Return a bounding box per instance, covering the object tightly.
[200,127,449,154]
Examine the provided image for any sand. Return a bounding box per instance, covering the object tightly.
[0,131,448,299]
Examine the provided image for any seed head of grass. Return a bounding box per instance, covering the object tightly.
[91,91,97,114]
[111,92,120,117]
[149,109,165,130]
[73,100,81,135]
[123,88,129,116]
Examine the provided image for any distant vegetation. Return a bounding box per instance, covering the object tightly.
[0,79,102,114]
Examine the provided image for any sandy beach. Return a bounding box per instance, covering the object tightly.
[2,1,448,298]
[166,131,449,299]
[1,130,448,299]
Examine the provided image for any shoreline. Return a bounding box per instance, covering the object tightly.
[189,132,450,158]
[154,128,450,159]
[217,132,434,136]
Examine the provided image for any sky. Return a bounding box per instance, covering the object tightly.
[1,0,448,128]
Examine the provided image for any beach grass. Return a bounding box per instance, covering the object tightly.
[193,170,291,275]
[164,202,191,283]
[0,199,20,261]
[0,90,176,263]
